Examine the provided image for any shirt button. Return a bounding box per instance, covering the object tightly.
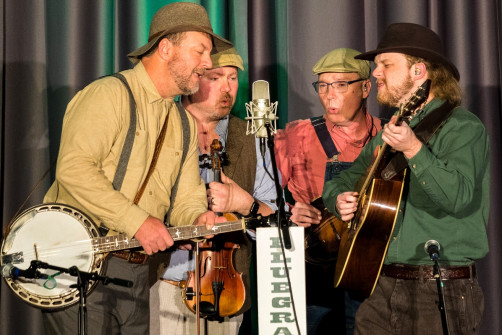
[175,152,180,157]
[392,236,397,240]
[149,191,153,195]
[136,131,140,136]
[422,181,426,185]
[412,164,417,168]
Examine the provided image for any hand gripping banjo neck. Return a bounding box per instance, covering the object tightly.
[93,220,246,253]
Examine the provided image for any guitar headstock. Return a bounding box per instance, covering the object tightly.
[396,79,431,123]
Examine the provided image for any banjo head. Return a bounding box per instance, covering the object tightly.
[1,203,103,309]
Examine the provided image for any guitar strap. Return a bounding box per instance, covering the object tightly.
[310,116,339,161]
[381,101,456,181]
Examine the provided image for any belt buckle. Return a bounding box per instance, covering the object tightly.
[327,155,339,163]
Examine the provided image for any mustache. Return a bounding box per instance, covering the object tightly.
[220,93,233,104]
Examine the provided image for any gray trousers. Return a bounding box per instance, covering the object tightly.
[43,256,150,335]
[355,275,484,335]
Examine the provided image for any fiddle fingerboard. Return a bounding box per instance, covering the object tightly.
[92,220,245,254]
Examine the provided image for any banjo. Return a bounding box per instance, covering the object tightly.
[1,203,263,309]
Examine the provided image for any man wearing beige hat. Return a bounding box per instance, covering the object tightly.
[42,3,233,334]
[324,23,489,334]
[149,47,277,334]
[274,48,382,334]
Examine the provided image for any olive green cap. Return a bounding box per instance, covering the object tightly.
[210,47,244,70]
[312,48,370,79]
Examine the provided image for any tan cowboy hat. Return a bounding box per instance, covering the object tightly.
[355,23,460,80]
[128,2,233,64]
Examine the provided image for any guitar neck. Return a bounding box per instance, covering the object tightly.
[357,102,412,199]
[357,142,388,199]
[92,220,245,254]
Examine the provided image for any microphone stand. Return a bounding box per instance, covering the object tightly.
[28,260,133,335]
[431,257,449,335]
[264,123,292,249]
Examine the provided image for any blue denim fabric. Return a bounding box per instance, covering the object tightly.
[324,161,353,182]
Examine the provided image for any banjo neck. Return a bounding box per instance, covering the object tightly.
[92,220,246,254]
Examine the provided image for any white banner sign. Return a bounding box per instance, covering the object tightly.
[256,227,306,335]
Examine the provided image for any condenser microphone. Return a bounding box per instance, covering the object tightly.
[1,263,47,279]
[424,240,441,261]
[245,80,279,155]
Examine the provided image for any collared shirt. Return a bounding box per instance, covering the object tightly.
[323,99,490,265]
[44,62,207,238]
[274,111,382,203]
[162,115,278,281]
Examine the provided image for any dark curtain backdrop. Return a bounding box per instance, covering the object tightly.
[1,0,500,334]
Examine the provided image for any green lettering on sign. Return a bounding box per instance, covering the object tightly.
[270,312,295,323]
[274,327,293,335]
[271,282,290,293]
[272,296,291,308]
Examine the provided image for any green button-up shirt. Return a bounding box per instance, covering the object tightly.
[45,62,207,238]
[323,99,490,265]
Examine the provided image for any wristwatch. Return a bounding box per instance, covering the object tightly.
[245,199,260,217]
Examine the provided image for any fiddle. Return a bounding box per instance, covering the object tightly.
[182,139,246,320]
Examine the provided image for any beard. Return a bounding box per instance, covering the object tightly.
[377,74,414,107]
[169,53,206,95]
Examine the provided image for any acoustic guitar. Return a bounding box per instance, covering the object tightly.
[334,80,431,298]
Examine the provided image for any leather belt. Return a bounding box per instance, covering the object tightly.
[111,250,149,265]
[381,264,476,280]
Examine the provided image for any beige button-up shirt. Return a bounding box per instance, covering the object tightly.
[45,62,207,238]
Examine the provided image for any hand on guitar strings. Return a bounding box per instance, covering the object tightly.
[382,115,423,159]
[336,192,359,221]
[287,202,322,228]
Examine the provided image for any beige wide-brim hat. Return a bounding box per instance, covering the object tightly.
[128,2,233,64]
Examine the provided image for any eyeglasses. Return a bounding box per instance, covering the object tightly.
[312,78,365,94]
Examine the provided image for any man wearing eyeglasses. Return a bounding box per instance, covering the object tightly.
[274,48,383,334]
